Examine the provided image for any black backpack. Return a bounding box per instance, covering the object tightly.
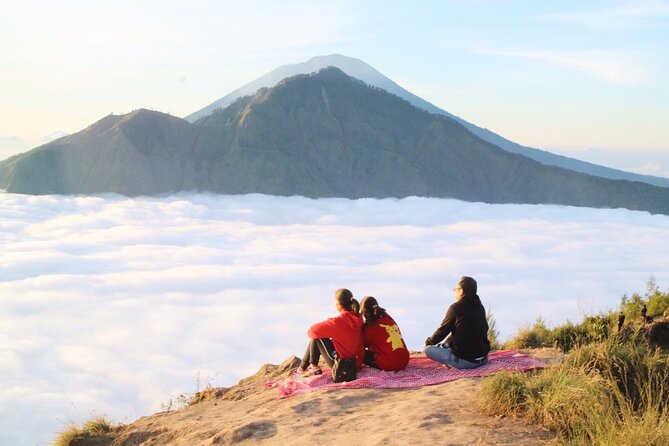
[332,356,357,383]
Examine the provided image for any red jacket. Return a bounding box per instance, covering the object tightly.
[363,315,409,371]
[308,310,364,368]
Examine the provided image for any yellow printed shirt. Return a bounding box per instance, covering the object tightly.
[362,315,410,371]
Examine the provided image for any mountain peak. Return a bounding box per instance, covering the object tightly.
[289,54,379,77]
[185,55,669,188]
[120,108,180,123]
[273,66,358,88]
[67,109,183,143]
[184,54,388,123]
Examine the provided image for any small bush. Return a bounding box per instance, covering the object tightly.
[53,425,80,446]
[550,322,583,352]
[504,313,617,353]
[505,318,551,349]
[580,314,613,343]
[81,417,114,435]
[53,416,117,446]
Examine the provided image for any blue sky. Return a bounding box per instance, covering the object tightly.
[2,0,668,175]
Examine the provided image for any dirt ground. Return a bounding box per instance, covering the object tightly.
[106,353,558,446]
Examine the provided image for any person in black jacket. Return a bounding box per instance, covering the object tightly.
[423,276,490,369]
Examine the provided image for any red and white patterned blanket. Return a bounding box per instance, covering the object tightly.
[264,349,546,399]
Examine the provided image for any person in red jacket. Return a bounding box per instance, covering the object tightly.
[298,288,364,377]
[360,296,410,371]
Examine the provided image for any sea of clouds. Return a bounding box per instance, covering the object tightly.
[1,192,668,445]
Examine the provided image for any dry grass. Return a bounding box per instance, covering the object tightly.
[53,416,117,446]
[477,337,669,445]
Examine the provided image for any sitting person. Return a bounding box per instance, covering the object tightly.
[424,276,490,369]
[298,288,364,377]
[361,296,409,371]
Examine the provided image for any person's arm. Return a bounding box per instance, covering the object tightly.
[308,316,339,339]
[425,306,456,346]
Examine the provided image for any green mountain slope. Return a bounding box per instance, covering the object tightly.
[186,54,669,188]
[1,67,668,214]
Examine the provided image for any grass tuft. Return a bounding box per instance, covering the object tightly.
[53,416,118,446]
[53,424,81,446]
[478,335,669,445]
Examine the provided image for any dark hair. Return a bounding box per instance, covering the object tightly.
[360,296,388,326]
[350,298,360,314]
[459,276,477,295]
[335,288,359,313]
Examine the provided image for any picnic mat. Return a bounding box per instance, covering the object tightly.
[264,349,546,399]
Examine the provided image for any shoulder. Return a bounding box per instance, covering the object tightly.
[379,315,396,325]
[342,310,363,324]
[448,300,464,312]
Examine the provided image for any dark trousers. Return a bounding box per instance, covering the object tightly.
[300,338,337,369]
[364,349,379,369]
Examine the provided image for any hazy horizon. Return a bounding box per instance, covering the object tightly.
[2,192,668,445]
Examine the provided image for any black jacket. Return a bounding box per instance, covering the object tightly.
[425,293,490,362]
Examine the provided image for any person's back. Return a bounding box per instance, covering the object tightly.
[445,293,489,362]
[363,314,410,371]
[424,276,490,369]
[309,309,364,367]
[298,288,364,377]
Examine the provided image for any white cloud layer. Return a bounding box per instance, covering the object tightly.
[1,193,668,445]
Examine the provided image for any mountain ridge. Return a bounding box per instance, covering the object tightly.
[186,54,669,188]
[1,67,668,215]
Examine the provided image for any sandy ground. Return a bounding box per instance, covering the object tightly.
[104,352,558,446]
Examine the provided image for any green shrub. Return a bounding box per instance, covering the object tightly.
[550,322,583,352]
[580,314,614,342]
[505,318,552,349]
[504,312,618,353]
[620,276,669,320]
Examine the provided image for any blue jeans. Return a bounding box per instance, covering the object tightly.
[424,343,488,369]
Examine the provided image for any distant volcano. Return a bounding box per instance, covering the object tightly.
[186,54,669,188]
[1,67,668,215]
